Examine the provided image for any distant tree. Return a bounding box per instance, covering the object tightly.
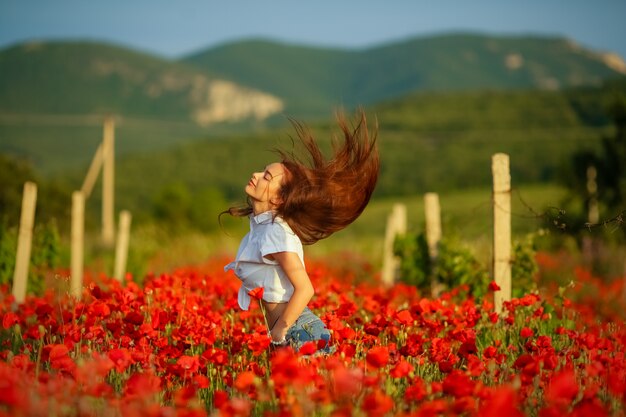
[152,182,192,229]
[0,155,38,225]
[152,183,227,233]
[560,93,626,241]
[0,155,70,229]
[189,187,227,232]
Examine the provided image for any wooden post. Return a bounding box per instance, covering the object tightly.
[71,191,85,299]
[113,210,132,282]
[381,203,407,286]
[582,165,599,268]
[424,193,442,298]
[81,142,104,199]
[492,153,511,314]
[11,182,37,304]
[586,166,599,224]
[102,116,115,247]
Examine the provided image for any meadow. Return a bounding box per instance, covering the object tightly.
[5,176,626,417]
[0,249,624,417]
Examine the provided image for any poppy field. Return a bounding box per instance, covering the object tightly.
[0,253,625,417]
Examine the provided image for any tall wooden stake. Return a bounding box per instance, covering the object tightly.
[586,166,599,224]
[71,191,85,299]
[424,193,442,298]
[81,142,104,199]
[492,153,512,314]
[102,116,115,247]
[114,210,132,282]
[382,203,407,286]
[12,182,37,304]
[582,165,599,268]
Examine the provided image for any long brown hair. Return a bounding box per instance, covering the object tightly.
[224,109,379,245]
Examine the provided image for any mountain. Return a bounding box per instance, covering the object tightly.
[1,33,625,176]
[1,33,625,126]
[182,33,626,116]
[0,40,284,126]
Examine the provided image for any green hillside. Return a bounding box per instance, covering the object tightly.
[0,40,290,175]
[182,33,626,116]
[84,82,623,227]
[0,41,209,118]
[182,39,354,117]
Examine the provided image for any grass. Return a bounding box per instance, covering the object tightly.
[307,182,569,261]
[70,177,626,287]
[90,182,568,280]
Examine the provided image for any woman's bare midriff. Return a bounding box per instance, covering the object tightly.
[262,300,288,330]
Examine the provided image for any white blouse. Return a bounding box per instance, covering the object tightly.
[224,211,304,310]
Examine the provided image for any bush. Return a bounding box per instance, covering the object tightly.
[0,218,61,296]
[394,232,539,298]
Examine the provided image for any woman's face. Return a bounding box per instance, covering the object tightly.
[245,162,287,214]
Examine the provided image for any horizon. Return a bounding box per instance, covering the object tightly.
[2,29,612,60]
[1,1,625,60]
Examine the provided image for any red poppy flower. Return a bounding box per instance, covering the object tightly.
[246,332,271,355]
[545,369,579,404]
[390,358,414,378]
[337,342,356,358]
[366,346,389,368]
[125,371,162,397]
[442,370,475,397]
[247,287,264,300]
[2,312,19,329]
[489,281,501,291]
[488,312,499,323]
[337,326,356,341]
[124,311,144,326]
[483,346,498,359]
[213,389,229,409]
[298,341,317,356]
[234,371,256,393]
[108,348,133,373]
[395,309,413,326]
[478,386,524,417]
[404,377,427,402]
[202,348,229,366]
[192,375,210,389]
[331,364,363,397]
[177,355,200,374]
[520,327,534,338]
[362,389,394,416]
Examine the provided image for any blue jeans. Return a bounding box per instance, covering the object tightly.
[285,307,333,354]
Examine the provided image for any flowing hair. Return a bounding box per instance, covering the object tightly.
[223,108,379,245]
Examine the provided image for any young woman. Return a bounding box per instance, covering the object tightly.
[223,109,379,352]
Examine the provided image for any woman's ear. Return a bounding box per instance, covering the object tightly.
[270,196,284,208]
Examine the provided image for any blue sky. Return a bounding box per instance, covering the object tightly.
[1,0,625,59]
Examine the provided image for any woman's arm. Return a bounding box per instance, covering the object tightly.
[268,251,314,343]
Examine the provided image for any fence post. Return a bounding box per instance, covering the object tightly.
[102,116,115,247]
[492,153,512,314]
[11,182,37,304]
[113,210,132,282]
[81,142,104,199]
[424,193,442,298]
[582,165,599,268]
[71,191,85,299]
[381,203,407,286]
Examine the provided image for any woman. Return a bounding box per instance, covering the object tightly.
[223,109,379,352]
